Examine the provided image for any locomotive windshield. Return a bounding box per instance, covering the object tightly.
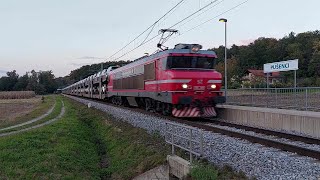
[166,56,215,70]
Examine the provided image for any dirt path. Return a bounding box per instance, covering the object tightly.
[0,100,56,132]
[0,101,65,137]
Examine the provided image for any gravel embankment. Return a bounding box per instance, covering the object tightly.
[66,95,320,180]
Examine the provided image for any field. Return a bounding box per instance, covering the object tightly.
[0,96,247,179]
[0,91,36,99]
[0,96,54,129]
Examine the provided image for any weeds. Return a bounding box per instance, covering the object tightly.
[190,162,218,180]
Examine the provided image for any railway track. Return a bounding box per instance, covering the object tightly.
[67,95,320,161]
[173,119,320,161]
[206,119,320,145]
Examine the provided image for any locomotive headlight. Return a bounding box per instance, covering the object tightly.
[182,84,188,89]
[210,84,217,89]
[191,44,202,52]
[191,46,200,52]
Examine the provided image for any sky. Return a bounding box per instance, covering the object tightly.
[0,0,319,77]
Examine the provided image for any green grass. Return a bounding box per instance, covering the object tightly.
[73,100,170,179]
[0,96,170,179]
[0,97,101,179]
[189,161,248,180]
[190,163,218,180]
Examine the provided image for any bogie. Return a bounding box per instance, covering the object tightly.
[62,43,225,118]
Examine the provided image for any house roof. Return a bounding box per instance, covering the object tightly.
[247,69,281,78]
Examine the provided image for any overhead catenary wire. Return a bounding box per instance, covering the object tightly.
[139,22,157,46]
[175,0,226,30]
[111,33,161,62]
[110,0,223,61]
[105,0,187,61]
[167,0,219,29]
[181,0,249,36]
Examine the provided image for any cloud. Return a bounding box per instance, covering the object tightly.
[237,38,255,46]
[77,56,105,60]
[0,69,7,77]
[69,62,92,67]
[0,69,7,73]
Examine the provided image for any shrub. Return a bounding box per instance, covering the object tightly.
[190,163,218,180]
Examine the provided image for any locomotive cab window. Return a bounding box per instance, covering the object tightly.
[166,56,215,70]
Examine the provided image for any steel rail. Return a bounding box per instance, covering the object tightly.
[207,119,320,145]
[66,95,320,160]
[169,118,320,161]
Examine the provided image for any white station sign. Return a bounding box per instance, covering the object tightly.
[264,59,299,73]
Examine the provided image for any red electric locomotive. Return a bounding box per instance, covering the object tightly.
[62,43,225,117]
[107,43,225,117]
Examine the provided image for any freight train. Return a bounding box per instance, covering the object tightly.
[62,43,226,117]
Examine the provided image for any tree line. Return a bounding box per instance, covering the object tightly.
[55,60,130,88]
[1,30,319,94]
[212,30,320,88]
[0,70,57,94]
[0,61,130,94]
[64,30,320,89]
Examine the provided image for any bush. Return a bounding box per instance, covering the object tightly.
[270,82,286,88]
[242,81,251,88]
[298,77,314,87]
[229,81,241,89]
[190,163,218,180]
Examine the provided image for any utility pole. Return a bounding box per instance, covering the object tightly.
[219,18,228,101]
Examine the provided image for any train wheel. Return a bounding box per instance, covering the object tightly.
[145,98,152,112]
[116,96,123,106]
[122,97,130,107]
[155,101,162,112]
[162,103,172,116]
[136,98,145,108]
[111,97,116,104]
[146,98,156,112]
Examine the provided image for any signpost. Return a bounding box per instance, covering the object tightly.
[263,59,299,88]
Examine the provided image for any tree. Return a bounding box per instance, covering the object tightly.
[13,73,29,90]
[211,30,320,87]
[38,71,57,93]
[25,70,47,94]
[0,70,18,91]
[215,57,241,88]
[308,40,320,77]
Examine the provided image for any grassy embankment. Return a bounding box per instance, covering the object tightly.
[0,95,55,129]
[0,96,169,179]
[0,96,248,179]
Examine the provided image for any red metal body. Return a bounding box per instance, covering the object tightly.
[62,44,225,117]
